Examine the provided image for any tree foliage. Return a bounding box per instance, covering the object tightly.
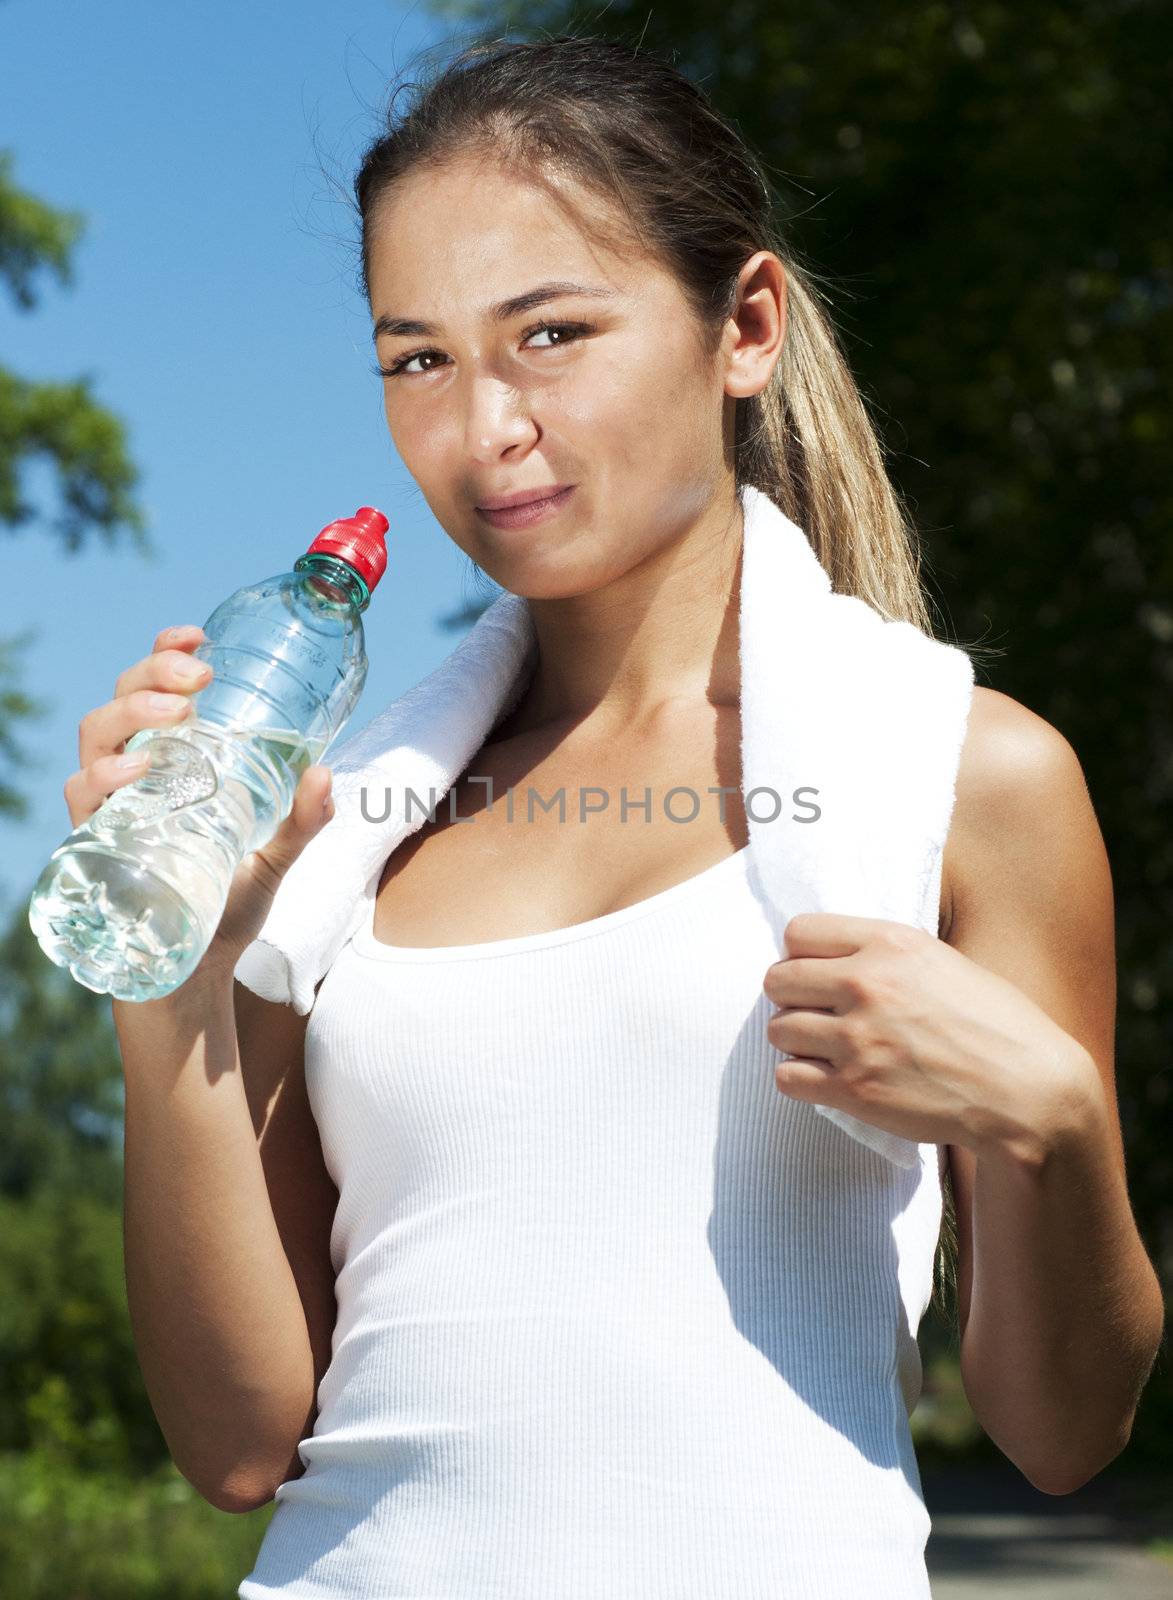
[0,902,169,1474]
[0,144,150,815]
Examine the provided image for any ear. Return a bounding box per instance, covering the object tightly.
[720,250,788,400]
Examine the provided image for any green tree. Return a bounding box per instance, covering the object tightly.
[0,898,168,1475]
[0,145,150,817]
[0,889,126,1209]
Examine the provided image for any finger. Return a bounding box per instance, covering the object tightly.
[773,1054,838,1102]
[766,1006,841,1064]
[290,764,334,834]
[763,955,850,1008]
[262,765,334,862]
[79,686,199,767]
[63,747,155,828]
[151,623,207,654]
[113,642,212,702]
[248,766,334,889]
[782,912,872,958]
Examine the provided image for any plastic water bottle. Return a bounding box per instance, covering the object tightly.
[28,506,389,1002]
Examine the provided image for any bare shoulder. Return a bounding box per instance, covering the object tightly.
[942,683,1115,1064]
[954,684,1092,830]
[940,685,1103,942]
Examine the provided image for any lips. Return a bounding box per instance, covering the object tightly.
[475,484,574,511]
[475,485,576,529]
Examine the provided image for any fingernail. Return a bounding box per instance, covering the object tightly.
[117,752,150,769]
[149,692,188,712]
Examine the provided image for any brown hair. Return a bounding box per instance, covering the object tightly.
[351,30,978,1326]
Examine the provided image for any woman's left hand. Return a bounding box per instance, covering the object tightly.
[763,912,1101,1157]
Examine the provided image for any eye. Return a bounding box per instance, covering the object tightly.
[371,319,593,380]
[523,320,591,350]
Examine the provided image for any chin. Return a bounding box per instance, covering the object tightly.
[483,545,620,604]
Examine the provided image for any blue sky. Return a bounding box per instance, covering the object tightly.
[0,0,501,920]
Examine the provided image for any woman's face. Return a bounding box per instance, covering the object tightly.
[365,155,736,598]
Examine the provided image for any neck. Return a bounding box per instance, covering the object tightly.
[501,491,744,742]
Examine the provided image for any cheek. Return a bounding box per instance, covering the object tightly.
[551,361,636,433]
[554,354,681,462]
[567,322,673,412]
[383,396,455,467]
[611,334,712,432]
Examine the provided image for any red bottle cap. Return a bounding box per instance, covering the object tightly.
[306,506,389,594]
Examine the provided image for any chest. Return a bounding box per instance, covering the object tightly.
[372,705,749,949]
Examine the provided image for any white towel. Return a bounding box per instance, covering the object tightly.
[235,484,975,1170]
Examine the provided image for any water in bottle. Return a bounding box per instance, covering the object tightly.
[28,506,389,1002]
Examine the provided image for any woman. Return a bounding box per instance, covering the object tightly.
[97,34,1163,1600]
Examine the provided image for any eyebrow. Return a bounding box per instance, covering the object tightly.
[371,280,619,342]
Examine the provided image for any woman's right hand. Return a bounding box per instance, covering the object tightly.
[66,621,336,981]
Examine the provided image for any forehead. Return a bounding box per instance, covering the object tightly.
[365,154,662,312]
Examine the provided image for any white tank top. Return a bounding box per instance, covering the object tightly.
[239,844,943,1599]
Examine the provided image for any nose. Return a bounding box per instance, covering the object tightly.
[464,374,538,463]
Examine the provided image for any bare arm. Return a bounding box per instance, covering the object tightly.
[71,620,340,1513]
[115,969,336,1513]
[939,688,1165,1493]
[236,975,341,1499]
